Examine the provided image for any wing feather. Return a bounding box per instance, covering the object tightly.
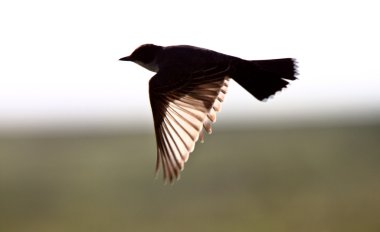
[149,64,231,182]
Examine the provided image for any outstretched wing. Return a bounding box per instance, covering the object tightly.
[149,64,230,182]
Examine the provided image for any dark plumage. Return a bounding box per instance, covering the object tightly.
[120,44,297,182]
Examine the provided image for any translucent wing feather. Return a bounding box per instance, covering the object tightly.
[149,64,230,182]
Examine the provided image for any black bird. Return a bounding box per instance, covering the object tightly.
[120,44,297,182]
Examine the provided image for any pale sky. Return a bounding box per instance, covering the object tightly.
[1,0,379,131]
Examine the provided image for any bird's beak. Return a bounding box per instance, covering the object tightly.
[119,56,131,61]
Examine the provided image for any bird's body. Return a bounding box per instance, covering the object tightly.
[120,44,297,182]
[157,45,234,70]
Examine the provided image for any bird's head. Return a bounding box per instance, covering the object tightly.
[119,44,162,64]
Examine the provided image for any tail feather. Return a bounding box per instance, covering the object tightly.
[233,58,297,101]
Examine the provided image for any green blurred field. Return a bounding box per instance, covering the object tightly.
[1,123,380,232]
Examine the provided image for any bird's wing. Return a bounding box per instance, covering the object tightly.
[149,64,230,182]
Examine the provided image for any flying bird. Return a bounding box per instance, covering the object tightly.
[120,44,297,182]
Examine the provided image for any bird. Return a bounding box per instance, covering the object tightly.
[119,44,297,182]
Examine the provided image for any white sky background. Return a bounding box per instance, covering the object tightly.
[0,0,379,131]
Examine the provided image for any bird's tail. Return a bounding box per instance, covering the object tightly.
[232,58,297,101]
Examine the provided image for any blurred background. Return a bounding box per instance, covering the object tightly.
[1,0,380,231]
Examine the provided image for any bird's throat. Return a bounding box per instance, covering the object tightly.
[135,60,159,73]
